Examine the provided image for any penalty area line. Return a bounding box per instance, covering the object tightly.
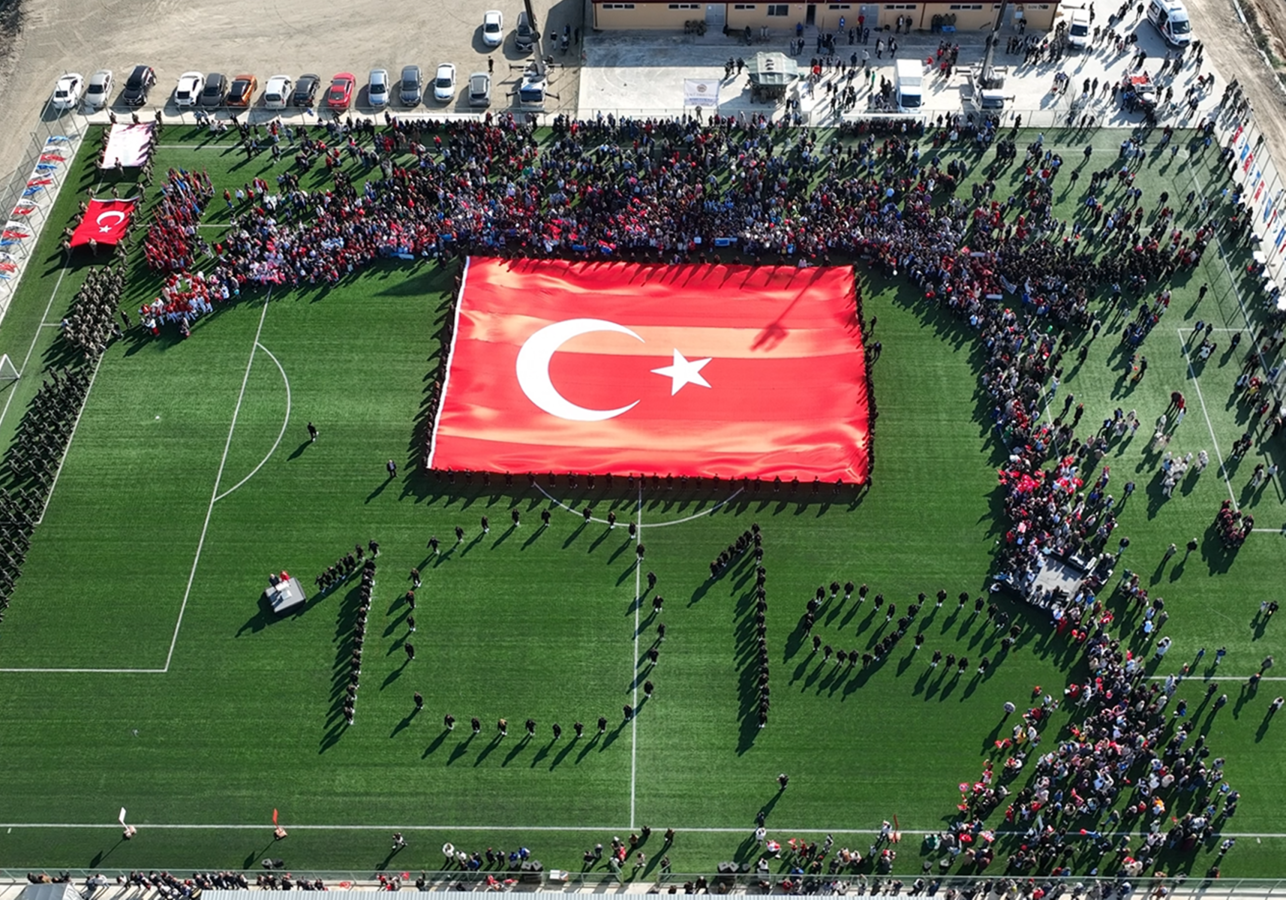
[163,296,271,673]
[532,483,743,529]
[212,341,291,504]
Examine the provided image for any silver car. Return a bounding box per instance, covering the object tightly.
[84,69,113,110]
[468,72,491,108]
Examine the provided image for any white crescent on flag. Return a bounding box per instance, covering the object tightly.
[97,210,127,233]
[516,318,643,422]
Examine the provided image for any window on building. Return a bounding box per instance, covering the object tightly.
[734,3,757,8]
[828,3,853,8]
[768,3,790,13]
[668,2,699,7]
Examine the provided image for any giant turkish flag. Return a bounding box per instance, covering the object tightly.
[429,258,871,483]
[70,198,136,249]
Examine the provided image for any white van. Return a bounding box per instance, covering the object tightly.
[263,75,293,110]
[895,58,923,110]
[1146,0,1192,46]
[1066,9,1091,49]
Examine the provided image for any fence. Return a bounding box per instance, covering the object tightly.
[9,869,1286,895]
[0,112,87,320]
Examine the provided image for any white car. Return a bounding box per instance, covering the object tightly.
[51,73,84,111]
[263,74,293,109]
[482,9,504,47]
[368,68,390,107]
[84,69,113,110]
[433,63,457,102]
[174,71,204,109]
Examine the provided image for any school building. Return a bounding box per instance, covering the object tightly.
[591,0,1061,34]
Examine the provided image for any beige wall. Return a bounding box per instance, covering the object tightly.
[593,1,1058,31]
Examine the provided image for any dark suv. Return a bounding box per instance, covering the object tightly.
[121,65,156,107]
[292,73,320,107]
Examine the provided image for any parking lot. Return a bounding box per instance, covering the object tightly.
[0,0,584,175]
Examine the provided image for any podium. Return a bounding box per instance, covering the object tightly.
[265,576,306,615]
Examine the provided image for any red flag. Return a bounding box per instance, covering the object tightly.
[10,205,35,217]
[70,198,136,248]
[26,177,52,187]
[272,808,278,825]
[1,230,29,240]
[430,258,871,482]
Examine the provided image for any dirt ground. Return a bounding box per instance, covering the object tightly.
[1183,0,1286,174]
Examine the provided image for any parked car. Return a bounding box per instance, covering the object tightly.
[292,73,320,107]
[515,11,535,51]
[174,71,204,108]
[121,64,156,107]
[227,73,258,108]
[468,71,491,107]
[51,73,83,110]
[399,65,422,106]
[433,63,457,102]
[326,72,355,110]
[199,73,227,107]
[83,69,113,110]
[482,9,504,47]
[368,68,390,107]
[263,74,293,109]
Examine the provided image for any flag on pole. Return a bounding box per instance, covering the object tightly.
[119,807,128,826]
[273,808,279,825]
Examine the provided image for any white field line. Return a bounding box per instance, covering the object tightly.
[630,483,641,831]
[1175,328,1237,509]
[212,341,291,503]
[533,483,743,529]
[33,353,105,527]
[0,665,165,674]
[162,297,271,672]
[0,263,69,433]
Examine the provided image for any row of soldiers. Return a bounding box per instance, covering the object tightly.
[342,556,378,726]
[315,541,374,593]
[725,525,771,730]
[710,525,763,578]
[0,366,91,623]
[424,465,856,497]
[8,366,90,484]
[0,488,35,622]
[60,263,127,359]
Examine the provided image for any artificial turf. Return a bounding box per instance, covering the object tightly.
[0,120,1283,881]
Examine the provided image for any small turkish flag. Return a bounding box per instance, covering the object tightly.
[70,198,136,249]
[430,258,871,483]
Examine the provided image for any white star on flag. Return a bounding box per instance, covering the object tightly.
[651,349,712,396]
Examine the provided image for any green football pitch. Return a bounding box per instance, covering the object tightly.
[0,121,1283,879]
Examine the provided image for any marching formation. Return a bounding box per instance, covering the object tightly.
[59,263,127,359]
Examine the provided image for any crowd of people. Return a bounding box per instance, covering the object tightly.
[142,168,215,273]
[60,262,126,358]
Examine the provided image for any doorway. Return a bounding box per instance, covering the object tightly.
[806,3,817,24]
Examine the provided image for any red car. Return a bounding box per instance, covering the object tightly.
[326,72,355,110]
